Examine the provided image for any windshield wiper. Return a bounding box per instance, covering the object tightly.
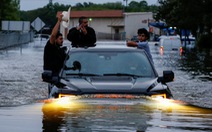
[66,73,102,76]
[103,73,142,78]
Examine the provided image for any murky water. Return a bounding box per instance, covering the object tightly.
[0,98,211,132]
[0,40,211,132]
[0,42,47,106]
[41,98,212,132]
[151,43,212,108]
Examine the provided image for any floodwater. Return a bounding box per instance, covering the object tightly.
[1,99,212,132]
[0,40,211,132]
[151,44,212,108]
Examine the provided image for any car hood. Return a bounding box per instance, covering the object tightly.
[60,76,161,95]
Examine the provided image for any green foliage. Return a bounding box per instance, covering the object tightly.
[0,0,20,21]
[155,0,212,48]
[126,1,158,12]
[72,2,123,11]
[156,0,203,30]
[197,34,212,49]
[20,3,71,28]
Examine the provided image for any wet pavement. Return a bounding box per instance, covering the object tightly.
[0,40,211,132]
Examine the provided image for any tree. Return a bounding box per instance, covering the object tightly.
[20,2,71,30]
[154,0,211,48]
[0,0,20,29]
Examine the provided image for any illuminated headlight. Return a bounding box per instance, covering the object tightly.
[151,94,179,109]
[54,94,79,107]
[56,96,71,105]
[59,94,77,98]
[151,94,167,99]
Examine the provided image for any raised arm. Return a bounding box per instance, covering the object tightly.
[49,13,63,44]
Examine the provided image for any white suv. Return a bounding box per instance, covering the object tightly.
[158,35,182,54]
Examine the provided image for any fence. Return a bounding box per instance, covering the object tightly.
[0,31,34,49]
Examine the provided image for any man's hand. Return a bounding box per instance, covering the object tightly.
[77,24,87,35]
[81,26,87,35]
[127,41,137,47]
[76,24,82,30]
[58,13,63,22]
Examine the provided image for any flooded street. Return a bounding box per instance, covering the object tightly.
[0,40,211,132]
[0,99,212,132]
[151,44,212,108]
[0,42,47,106]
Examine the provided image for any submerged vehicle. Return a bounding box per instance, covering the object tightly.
[42,44,174,99]
[156,35,183,55]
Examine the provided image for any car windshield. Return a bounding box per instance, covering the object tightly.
[63,50,155,77]
[163,39,180,45]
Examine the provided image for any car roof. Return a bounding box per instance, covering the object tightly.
[159,35,180,39]
[69,43,145,52]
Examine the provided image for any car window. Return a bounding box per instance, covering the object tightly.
[163,39,170,45]
[161,38,181,48]
[63,51,155,77]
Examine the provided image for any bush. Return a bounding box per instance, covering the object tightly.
[197,34,212,49]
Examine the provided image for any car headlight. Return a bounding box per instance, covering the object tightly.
[151,94,167,99]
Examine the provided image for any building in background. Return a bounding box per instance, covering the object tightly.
[124,12,156,40]
[59,10,124,40]
[58,10,158,40]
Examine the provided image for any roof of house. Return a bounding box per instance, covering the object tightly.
[58,10,124,18]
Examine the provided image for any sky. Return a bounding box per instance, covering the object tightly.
[20,0,158,11]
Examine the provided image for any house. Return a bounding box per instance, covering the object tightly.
[58,10,156,40]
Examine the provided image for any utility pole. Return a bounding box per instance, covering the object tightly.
[49,0,53,4]
[123,0,128,12]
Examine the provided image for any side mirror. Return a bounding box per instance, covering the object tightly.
[42,70,59,84]
[158,71,174,83]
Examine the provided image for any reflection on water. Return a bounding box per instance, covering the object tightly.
[42,98,150,132]
[42,97,212,132]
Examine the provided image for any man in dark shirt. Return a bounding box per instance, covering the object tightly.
[67,16,96,47]
[43,13,66,75]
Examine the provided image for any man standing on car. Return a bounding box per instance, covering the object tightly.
[67,16,96,47]
[43,13,67,75]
